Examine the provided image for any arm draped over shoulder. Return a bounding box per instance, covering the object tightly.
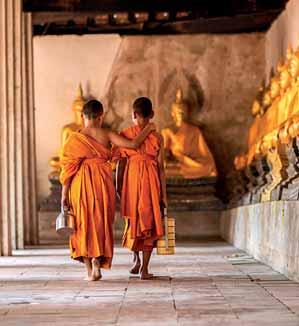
[60,134,84,185]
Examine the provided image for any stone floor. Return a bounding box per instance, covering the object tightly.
[0,241,299,326]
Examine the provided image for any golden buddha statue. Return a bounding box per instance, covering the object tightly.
[277,64,292,124]
[248,85,265,150]
[251,84,265,117]
[287,48,299,117]
[262,77,281,137]
[49,84,85,174]
[161,88,217,179]
[270,76,281,101]
[261,89,272,113]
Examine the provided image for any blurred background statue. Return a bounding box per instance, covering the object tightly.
[161,88,217,179]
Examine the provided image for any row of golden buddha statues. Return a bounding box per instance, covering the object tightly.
[230,44,299,205]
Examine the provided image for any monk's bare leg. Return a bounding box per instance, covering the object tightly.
[130,251,141,274]
[83,257,92,281]
[140,250,154,280]
[91,258,102,281]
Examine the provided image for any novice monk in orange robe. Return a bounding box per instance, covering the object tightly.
[60,99,155,281]
[116,97,167,280]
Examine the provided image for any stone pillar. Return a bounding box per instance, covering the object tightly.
[0,0,38,255]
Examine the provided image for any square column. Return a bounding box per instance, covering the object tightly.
[0,0,38,255]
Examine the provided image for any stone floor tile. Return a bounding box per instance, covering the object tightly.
[0,241,299,325]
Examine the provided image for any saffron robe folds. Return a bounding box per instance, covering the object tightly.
[60,132,115,268]
[117,125,164,251]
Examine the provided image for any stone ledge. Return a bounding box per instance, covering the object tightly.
[220,201,299,282]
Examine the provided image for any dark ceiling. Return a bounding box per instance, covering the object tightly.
[23,0,289,36]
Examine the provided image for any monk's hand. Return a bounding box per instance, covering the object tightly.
[61,194,69,209]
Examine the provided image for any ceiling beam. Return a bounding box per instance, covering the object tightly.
[23,0,288,14]
[25,0,289,36]
[32,10,281,36]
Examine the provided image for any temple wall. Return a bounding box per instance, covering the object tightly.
[265,0,299,81]
[34,34,122,202]
[34,33,265,202]
[220,202,299,282]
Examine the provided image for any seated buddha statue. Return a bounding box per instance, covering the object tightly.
[248,85,265,150]
[287,48,299,117]
[49,84,85,176]
[261,89,272,114]
[161,88,217,179]
[262,77,281,137]
[251,83,267,117]
[286,44,294,65]
[278,65,291,124]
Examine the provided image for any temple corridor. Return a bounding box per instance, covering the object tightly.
[1,241,299,326]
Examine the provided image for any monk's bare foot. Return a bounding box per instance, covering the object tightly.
[140,272,154,280]
[140,267,154,280]
[91,258,102,281]
[130,261,141,274]
[83,270,92,281]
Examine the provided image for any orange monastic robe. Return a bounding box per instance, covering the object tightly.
[118,125,164,252]
[60,132,115,268]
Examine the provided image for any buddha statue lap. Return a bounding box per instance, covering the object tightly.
[161,89,217,180]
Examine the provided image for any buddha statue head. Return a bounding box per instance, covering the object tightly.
[251,85,264,117]
[251,99,261,117]
[171,88,190,127]
[279,64,291,93]
[289,48,299,81]
[269,77,280,100]
[72,84,85,126]
[261,89,272,112]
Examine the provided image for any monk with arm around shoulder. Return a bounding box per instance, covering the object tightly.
[60,99,155,281]
[116,97,167,280]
